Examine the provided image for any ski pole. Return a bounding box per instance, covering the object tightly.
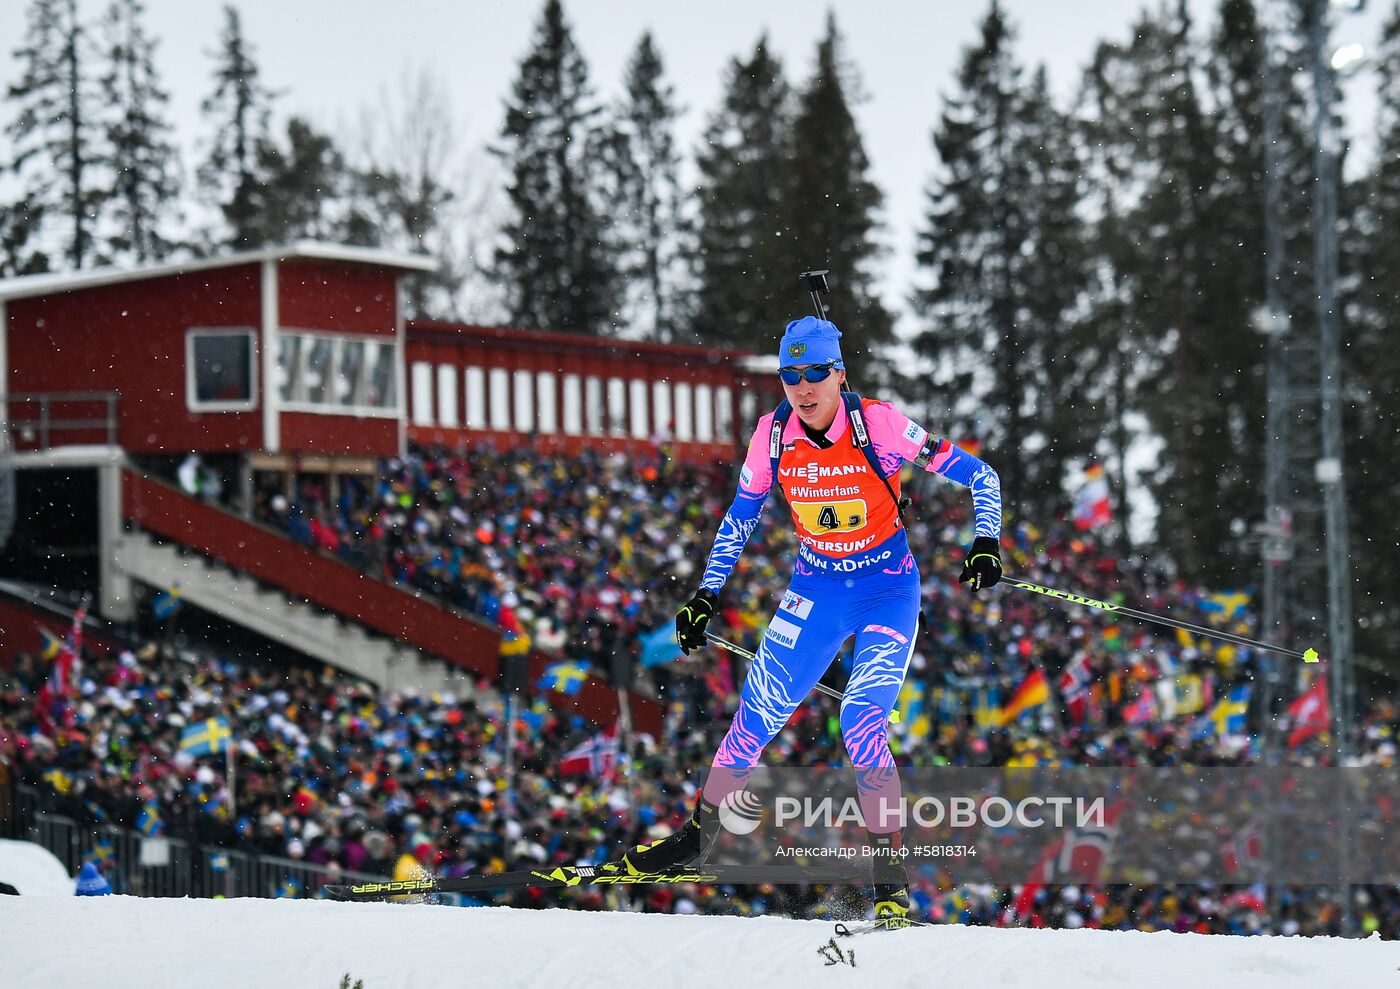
[704,631,905,722]
[1001,575,1320,664]
[704,631,846,702]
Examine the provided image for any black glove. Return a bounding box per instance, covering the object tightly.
[675,589,718,655]
[959,536,1003,594]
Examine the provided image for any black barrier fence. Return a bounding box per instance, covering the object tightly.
[5,782,389,899]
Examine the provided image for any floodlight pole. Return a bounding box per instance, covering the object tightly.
[1302,0,1357,936]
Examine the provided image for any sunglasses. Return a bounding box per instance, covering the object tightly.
[779,363,840,386]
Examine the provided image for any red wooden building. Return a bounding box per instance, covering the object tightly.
[0,242,781,465]
[0,242,430,461]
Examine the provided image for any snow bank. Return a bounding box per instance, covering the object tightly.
[0,839,73,896]
[1,896,1396,988]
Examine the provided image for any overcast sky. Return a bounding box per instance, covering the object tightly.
[0,0,1393,326]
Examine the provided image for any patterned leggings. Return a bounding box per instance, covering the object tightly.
[702,556,920,834]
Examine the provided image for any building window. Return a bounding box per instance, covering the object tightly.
[276,334,302,404]
[695,384,714,442]
[437,364,459,427]
[740,390,757,430]
[514,369,535,432]
[277,330,401,416]
[674,382,693,441]
[652,381,672,441]
[338,340,366,407]
[489,368,511,430]
[303,338,334,405]
[715,386,733,444]
[464,366,487,429]
[366,342,396,409]
[536,372,557,433]
[607,378,627,437]
[410,362,434,426]
[562,374,582,435]
[585,376,603,435]
[629,379,649,439]
[187,329,256,411]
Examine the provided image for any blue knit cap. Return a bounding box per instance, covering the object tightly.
[75,862,111,896]
[778,316,844,368]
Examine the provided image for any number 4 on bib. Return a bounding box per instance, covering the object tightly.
[793,500,868,535]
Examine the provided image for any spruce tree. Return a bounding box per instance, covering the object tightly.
[913,1,1088,520]
[1075,3,1221,575]
[785,14,893,377]
[197,4,275,251]
[689,36,795,348]
[1195,0,1275,575]
[1075,42,1153,550]
[98,0,179,263]
[0,200,49,276]
[5,0,102,269]
[608,32,686,340]
[495,0,619,334]
[243,116,351,245]
[1347,1,1400,661]
[1077,0,1320,571]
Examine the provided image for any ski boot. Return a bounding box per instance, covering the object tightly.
[604,797,721,875]
[870,831,913,929]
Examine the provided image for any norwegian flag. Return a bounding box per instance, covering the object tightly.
[35,604,85,725]
[1058,653,1095,725]
[558,723,620,778]
[1013,802,1125,918]
[1072,464,1112,531]
[1222,821,1264,878]
[1121,690,1157,725]
[1286,677,1330,748]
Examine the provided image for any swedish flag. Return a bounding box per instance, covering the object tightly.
[39,628,62,660]
[180,717,232,757]
[277,877,302,899]
[537,661,589,696]
[42,768,72,794]
[973,687,1002,732]
[136,800,162,837]
[1202,590,1251,620]
[84,838,114,868]
[152,584,183,620]
[895,679,925,726]
[1194,686,1251,739]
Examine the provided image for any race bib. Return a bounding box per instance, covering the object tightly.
[791,499,868,535]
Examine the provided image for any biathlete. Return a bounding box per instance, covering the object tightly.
[605,316,1003,924]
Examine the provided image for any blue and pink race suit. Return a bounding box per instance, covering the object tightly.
[698,397,1001,832]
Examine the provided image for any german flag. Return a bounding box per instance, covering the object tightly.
[999,669,1050,726]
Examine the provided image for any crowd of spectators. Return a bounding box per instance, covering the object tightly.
[3,441,1397,937]
[252,443,798,690]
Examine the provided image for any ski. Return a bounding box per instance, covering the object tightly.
[833,918,931,937]
[323,862,867,901]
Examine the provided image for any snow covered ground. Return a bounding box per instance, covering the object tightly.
[1,896,1397,988]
